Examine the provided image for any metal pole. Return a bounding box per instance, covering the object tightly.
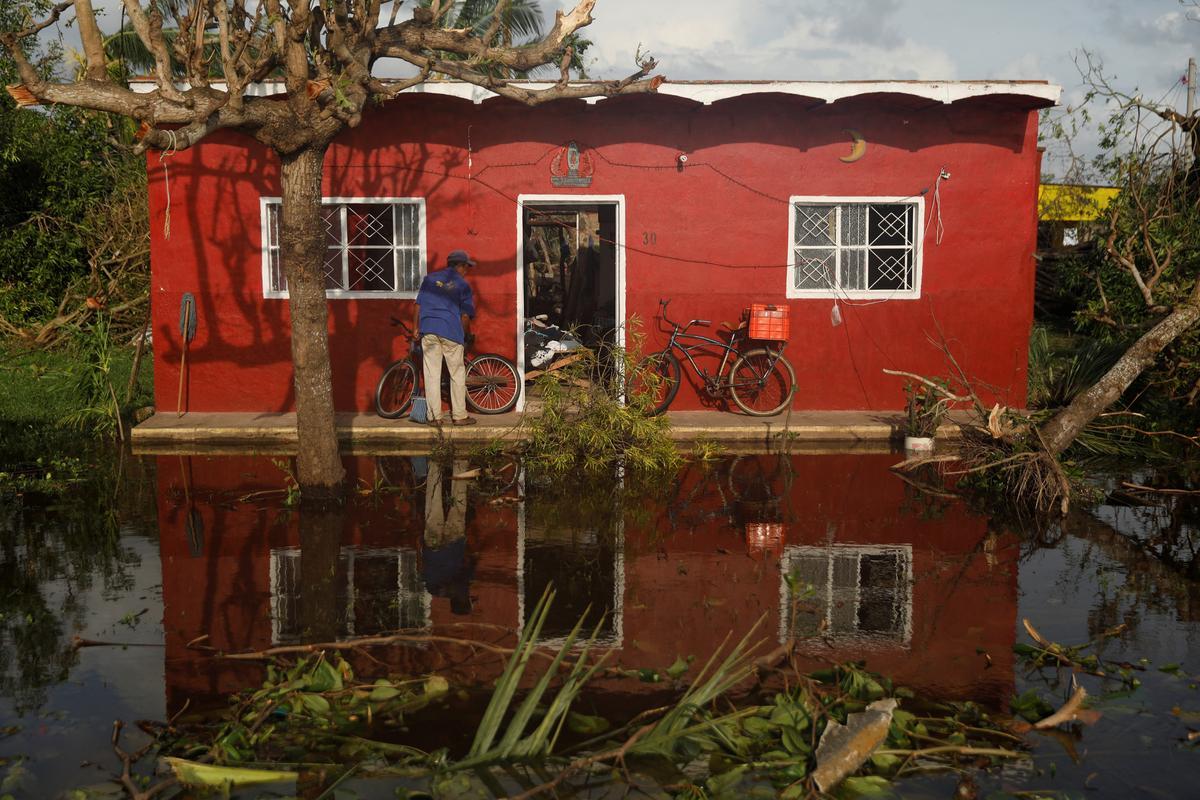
[1188,57,1196,116]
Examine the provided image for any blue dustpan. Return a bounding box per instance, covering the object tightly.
[409,393,428,423]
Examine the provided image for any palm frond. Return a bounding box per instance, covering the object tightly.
[631,616,765,758]
[458,585,609,767]
[447,0,547,43]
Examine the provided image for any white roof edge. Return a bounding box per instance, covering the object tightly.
[129,79,1061,106]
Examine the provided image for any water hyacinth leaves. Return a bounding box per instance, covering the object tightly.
[206,654,446,766]
[460,586,610,766]
[163,757,299,789]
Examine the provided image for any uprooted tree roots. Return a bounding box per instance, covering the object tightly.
[886,364,1080,514]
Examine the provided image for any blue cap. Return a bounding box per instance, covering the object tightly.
[447,249,476,266]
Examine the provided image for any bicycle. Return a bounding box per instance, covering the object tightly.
[634,298,795,417]
[374,318,521,418]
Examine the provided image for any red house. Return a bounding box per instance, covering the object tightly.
[142,80,1058,414]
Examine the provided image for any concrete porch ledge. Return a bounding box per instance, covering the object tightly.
[131,410,968,455]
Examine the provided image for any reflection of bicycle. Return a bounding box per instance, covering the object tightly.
[375,318,521,418]
[634,298,795,417]
[668,454,794,531]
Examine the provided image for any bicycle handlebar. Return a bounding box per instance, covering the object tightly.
[389,316,415,337]
[658,298,709,332]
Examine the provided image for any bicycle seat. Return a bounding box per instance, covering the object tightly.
[720,320,748,334]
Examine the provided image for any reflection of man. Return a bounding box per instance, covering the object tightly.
[422,460,474,615]
[413,250,477,426]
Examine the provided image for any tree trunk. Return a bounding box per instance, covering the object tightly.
[279,146,345,498]
[1039,283,1200,456]
[299,503,344,642]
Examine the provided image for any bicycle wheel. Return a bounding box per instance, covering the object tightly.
[374,359,418,419]
[629,350,680,416]
[465,353,521,414]
[729,348,795,416]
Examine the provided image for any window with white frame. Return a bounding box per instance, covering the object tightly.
[779,544,912,646]
[788,198,923,299]
[261,198,425,299]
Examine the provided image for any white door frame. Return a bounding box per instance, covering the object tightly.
[514,194,626,412]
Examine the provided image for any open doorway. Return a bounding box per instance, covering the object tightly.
[516,196,624,408]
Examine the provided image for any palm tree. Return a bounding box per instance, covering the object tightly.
[422,0,591,77]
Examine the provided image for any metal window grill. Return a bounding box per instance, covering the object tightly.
[266,200,422,296]
[792,201,916,295]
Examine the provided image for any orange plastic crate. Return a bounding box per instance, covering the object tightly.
[746,304,790,341]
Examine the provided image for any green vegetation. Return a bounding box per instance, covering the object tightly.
[107,602,1032,799]
[1,0,147,341]
[1,2,150,441]
[0,333,153,453]
[523,328,682,476]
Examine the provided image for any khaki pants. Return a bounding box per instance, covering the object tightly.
[425,458,468,546]
[421,334,467,422]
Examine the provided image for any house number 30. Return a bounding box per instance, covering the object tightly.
[642,232,657,245]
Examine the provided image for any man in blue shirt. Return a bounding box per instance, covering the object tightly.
[413,250,477,426]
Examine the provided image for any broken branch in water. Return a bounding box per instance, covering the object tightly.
[1120,481,1200,496]
[73,636,163,649]
[1022,619,1076,669]
[1017,619,1140,694]
[888,745,1026,777]
[510,721,656,800]
[198,632,546,662]
[1034,685,1089,730]
[112,720,177,800]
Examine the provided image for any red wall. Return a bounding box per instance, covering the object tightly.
[148,92,1042,413]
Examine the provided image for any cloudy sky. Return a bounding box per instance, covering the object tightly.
[62,0,1197,94]
[47,0,1199,164]
[565,0,1194,103]
[552,0,1197,170]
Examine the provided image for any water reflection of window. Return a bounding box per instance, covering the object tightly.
[269,547,430,644]
[520,530,623,647]
[779,545,912,646]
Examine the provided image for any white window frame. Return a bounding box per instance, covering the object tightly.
[260,196,427,300]
[778,543,913,647]
[786,196,924,300]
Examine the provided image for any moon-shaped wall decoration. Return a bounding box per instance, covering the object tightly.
[840,129,867,163]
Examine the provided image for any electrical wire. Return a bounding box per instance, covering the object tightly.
[334,145,949,317]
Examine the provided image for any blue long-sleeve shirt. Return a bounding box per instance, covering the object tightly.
[416,267,475,344]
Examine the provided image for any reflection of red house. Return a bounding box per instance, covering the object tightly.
[143,80,1057,415]
[158,452,1017,714]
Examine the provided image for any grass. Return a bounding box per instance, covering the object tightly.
[0,336,153,455]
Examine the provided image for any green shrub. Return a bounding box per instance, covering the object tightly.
[524,326,681,476]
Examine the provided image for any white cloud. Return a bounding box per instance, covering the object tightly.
[566,0,958,80]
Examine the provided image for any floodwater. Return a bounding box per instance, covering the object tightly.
[1,448,1198,798]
